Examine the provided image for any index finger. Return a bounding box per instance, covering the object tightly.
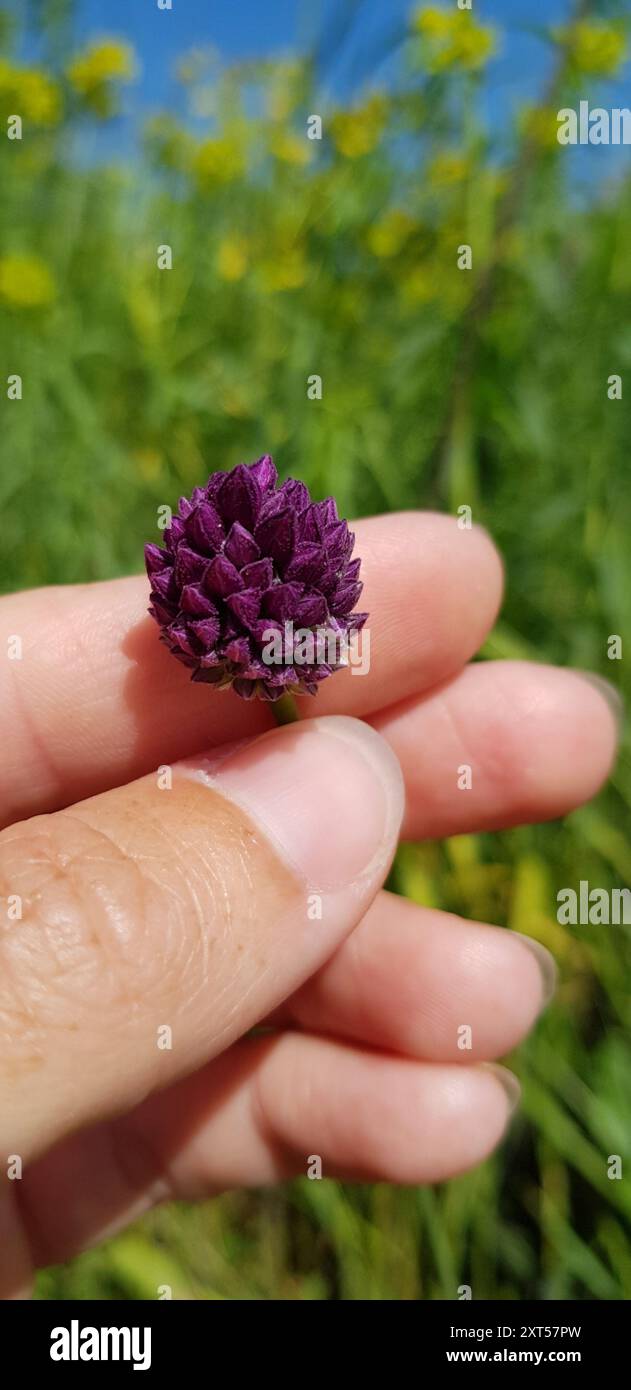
[0,512,502,826]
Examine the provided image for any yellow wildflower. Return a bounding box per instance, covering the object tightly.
[480,167,507,202]
[191,133,245,187]
[265,410,290,446]
[335,284,366,324]
[399,251,472,312]
[366,209,415,258]
[133,448,162,483]
[68,38,135,92]
[216,237,249,282]
[259,245,308,292]
[126,278,162,346]
[0,253,56,309]
[412,6,497,72]
[144,115,194,172]
[415,8,453,40]
[269,129,311,166]
[497,228,527,266]
[67,38,136,115]
[399,262,437,305]
[520,105,562,151]
[556,20,626,77]
[222,386,253,419]
[0,59,61,125]
[266,62,305,122]
[427,152,471,187]
[330,94,387,158]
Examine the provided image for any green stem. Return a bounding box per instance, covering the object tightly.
[271,692,300,726]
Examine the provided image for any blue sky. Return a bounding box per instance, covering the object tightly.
[16,0,631,176]
[66,0,575,114]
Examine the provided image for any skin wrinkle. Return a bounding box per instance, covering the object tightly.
[2,813,148,1049]
[433,682,481,780]
[0,817,151,1060]
[57,813,150,967]
[2,583,98,805]
[0,775,304,1159]
[162,792,299,1049]
[131,790,269,1028]
[0,832,102,1054]
[255,1040,318,1172]
[362,526,499,697]
[103,1110,174,1220]
[5,656,63,812]
[250,1049,299,1184]
[0,852,38,1040]
[169,828,271,1055]
[337,912,375,1039]
[427,676,526,808]
[489,677,555,791]
[448,670,553,798]
[36,814,151,1013]
[95,797,205,984]
[459,678,526,785]
[84,792,220,926]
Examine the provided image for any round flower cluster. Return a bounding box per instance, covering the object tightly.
[145,456,367,701]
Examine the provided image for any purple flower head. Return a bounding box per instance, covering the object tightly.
[144,456,368,701]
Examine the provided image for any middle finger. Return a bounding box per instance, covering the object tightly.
[270,889,555,1060]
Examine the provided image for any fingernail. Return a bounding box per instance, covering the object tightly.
[513,932,557,1007]
[482,1063,521,1117]
[575,671,624,734]
[192,715,405,891]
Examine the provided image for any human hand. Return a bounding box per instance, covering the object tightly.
[0,513,618,1298]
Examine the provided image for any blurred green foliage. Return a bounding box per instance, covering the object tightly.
[1,1,630,1299]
